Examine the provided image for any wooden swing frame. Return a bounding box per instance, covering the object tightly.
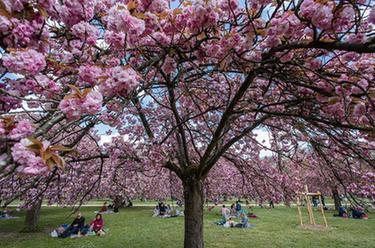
[296,185,328,228]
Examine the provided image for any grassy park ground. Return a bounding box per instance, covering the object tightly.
[0,203,374,248]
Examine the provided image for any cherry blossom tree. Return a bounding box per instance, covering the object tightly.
[1,0,375,247]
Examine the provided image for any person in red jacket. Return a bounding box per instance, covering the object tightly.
[90,213,104,234]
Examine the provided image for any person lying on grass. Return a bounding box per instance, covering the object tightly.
[90,213,105,235]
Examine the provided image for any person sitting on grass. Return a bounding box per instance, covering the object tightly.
[60,212,85,238]
[176,199,183,207]
[235,211,249,228]
[0,207,11,218]
[312,196,319,207]
[235,201,242,215]
[216,214,227,225]
[90,213,105,235]
[351,206,368,219]
[221,205,230,220]
[230,203,236,216]
[153,205,160,217]
[333,206,348,217]
[169,208,182,217]
[223,217,236,228]
[166,204,171,214]
[159,202,167,216]
[100,202,108,213]
[126,199,133,208]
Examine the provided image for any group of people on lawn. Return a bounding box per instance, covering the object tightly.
[0,207,18,219]
[53,211,105,238]
[51,197,368,239]
[218,201,252,228]
[334,205,368,219]
[153,201,183,217]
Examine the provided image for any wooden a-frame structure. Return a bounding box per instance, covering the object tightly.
[296,185,328,228]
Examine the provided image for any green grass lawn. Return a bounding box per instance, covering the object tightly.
[0,205,374,248]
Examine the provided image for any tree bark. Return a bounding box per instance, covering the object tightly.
[113,195,123,212]
[23,199,42,232]
[332,187,341,210]
[183,179,204,248]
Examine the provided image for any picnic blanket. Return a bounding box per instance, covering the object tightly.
[50,225,109,238]
[94,210,114,214]
[0,215,20,220]
[223,222,256,228]
[153,209,184,218]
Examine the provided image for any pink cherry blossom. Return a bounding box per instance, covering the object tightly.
[82,90,103,114]
[369,7,375,24]
[353,102,366,117]
[11,139,48,176]
[106,4,145,44]
[0,121,5,136]
[56,0,95,26]
[58,98,82,120]
[0,16,11,32]
[78,65,102,86]
[2,49,46,75]
[0,1,374,245]
[100,66,140,96]
[104,31,126,48]
[2,0,25,13]
[59,90,103,119]
[8,120,35,140]
[300,0,333,30]
[161,57,176,74]
[71,21,99,45]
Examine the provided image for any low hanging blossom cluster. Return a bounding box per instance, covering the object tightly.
[347,172,375,199]
[11,137,71,175]
[2,49,46,75]
[11,139,49,175]
[0,117,35,141]
[58,86,103,120]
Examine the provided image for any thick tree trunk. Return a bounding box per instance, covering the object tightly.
[113,195,123,212]
[23,199,42,232]
[183,179,204,248]
[332,187,341,211]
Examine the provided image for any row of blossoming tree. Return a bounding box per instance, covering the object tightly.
[0,0,374,247]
